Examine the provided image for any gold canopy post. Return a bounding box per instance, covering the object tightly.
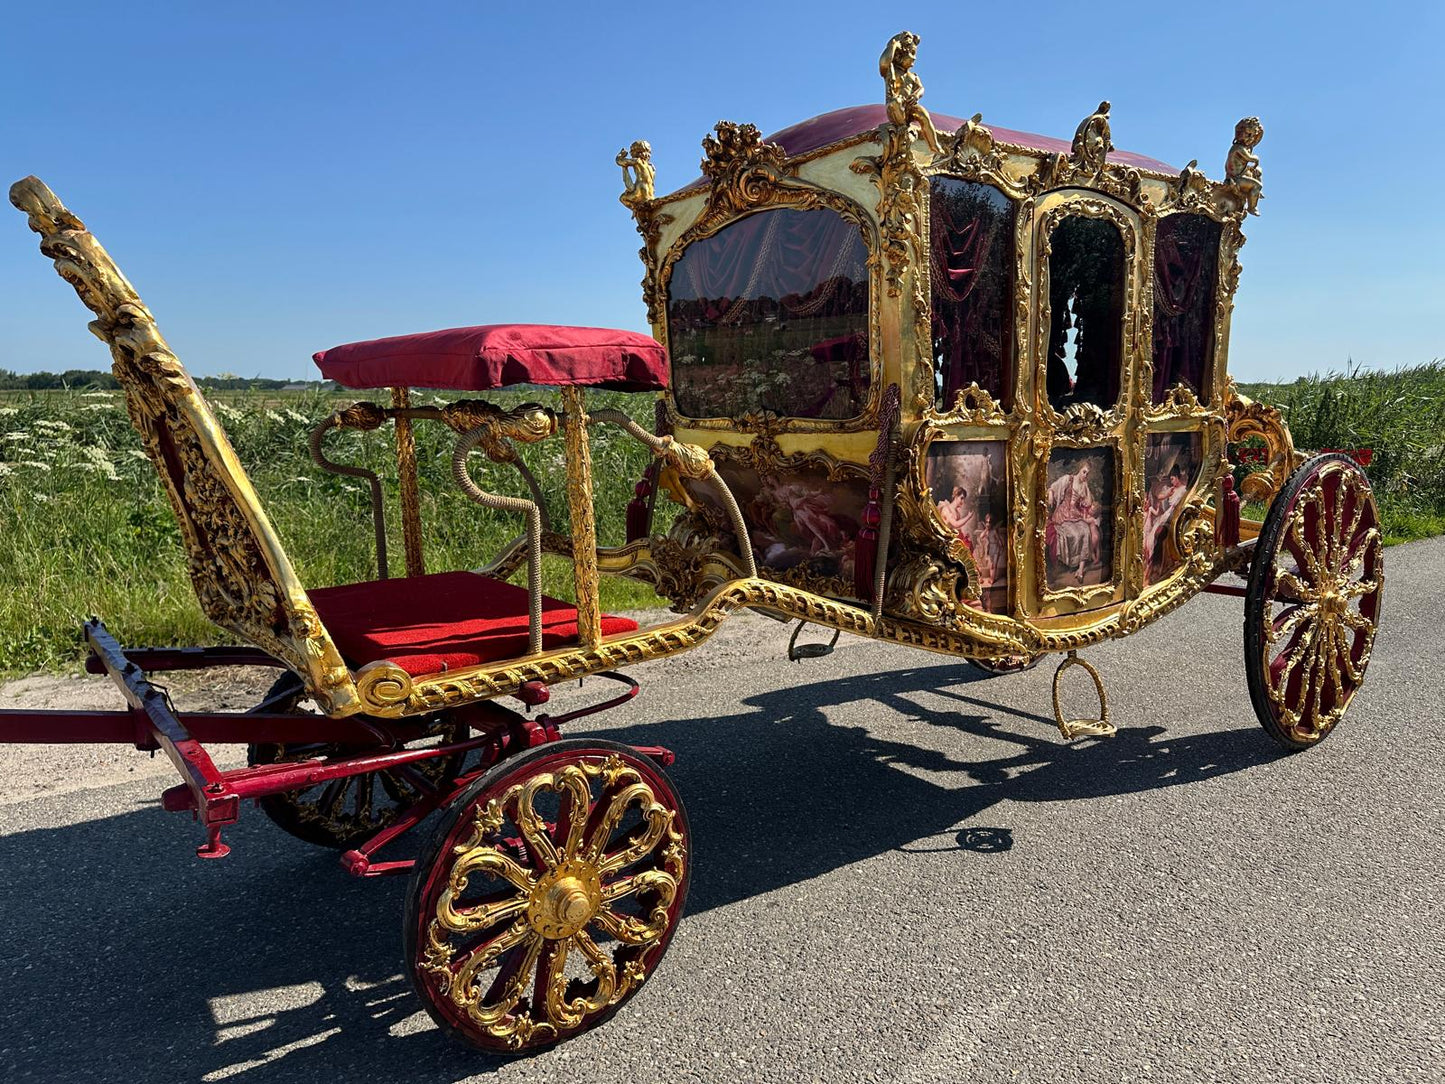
[391,386,425,578]
[560,386,602,647]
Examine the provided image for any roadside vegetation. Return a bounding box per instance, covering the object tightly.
[0,386,669,675]
[1238,360,1445,545]
[0,361,1439,675]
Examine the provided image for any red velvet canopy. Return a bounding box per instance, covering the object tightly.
[314,323,669,391]
[766,106,1176,172]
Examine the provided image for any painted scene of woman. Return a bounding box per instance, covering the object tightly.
[713,463,865,584]
[1044,448,1114,590]
[925,441,1008,612]
[1143,432,1202,585]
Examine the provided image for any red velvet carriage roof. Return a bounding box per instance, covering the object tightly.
[765,105,1176,173]
[314,323,669,392]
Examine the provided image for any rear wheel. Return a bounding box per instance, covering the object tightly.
[247,674,468,849]
[1244,454,1383,750]
[967,654,1041,676]
[405,739,690,1054]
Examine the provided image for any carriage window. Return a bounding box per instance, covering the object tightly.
[930,178,1014,409]
[666,207,870,420]
[1152,214,1221,404]
[1046,216,1125,413]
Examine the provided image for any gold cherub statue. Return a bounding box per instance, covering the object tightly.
[1225,117,1264,215]
[880,31,942,156]
[616,140,655,210]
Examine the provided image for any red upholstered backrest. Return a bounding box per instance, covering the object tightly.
[314,323,669,392]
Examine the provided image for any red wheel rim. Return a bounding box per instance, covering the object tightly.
[408,744,689,1052]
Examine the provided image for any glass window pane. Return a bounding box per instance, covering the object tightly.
[666,208,870,420]
[1152,214,1221,404]
[1046,216,1126,413]
[930,179,1015,409]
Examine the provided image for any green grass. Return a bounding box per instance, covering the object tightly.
[1239,360,1445,545]
[0,387,671,675]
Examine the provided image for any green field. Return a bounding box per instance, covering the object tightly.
[0,362,1440,676]
[0,386,672,675]
[1238,360,1445,545]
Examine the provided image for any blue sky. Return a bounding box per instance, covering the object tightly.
[1,1,1438,382]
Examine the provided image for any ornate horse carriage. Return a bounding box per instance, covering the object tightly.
[3,31,1381,1056]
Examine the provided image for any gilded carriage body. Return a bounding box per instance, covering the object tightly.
[625,45,1290,661]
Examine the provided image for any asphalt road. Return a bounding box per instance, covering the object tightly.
[1,537,1442,1083]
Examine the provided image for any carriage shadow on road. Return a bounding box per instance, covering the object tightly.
[0,661,1281,1084]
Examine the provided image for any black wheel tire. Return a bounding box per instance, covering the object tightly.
[1244,453,1383,751]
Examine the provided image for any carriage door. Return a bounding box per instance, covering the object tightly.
[1027,192,1140,619]
[1140,211,1225,590]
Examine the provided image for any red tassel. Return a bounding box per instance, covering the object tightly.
[625,468,655,543]
[854,485,881,600]
[1218,474,1241,548]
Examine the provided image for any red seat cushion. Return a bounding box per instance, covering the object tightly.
[309,571,638,677]
[312,323,669,392]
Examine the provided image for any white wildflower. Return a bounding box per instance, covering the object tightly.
[81,446,122,481]
[34,419,72,431]
[284,408,309,423]
[265,409,285,423]
[0,407,18,417]
[18,460,51,471]
[213,403,243,422]
[80,391,115,398]
[0,463,13,476]
[5,431,30,442]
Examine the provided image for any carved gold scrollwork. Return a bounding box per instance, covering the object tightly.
[1225,388,1298,503]
[927,382,1007,427]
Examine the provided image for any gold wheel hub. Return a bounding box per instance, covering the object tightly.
[528,859,603,940]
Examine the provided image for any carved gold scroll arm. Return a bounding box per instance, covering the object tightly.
[309,401,390,577]
[451,404,560,656]
[310,399,556,583]
[588,408,758,579]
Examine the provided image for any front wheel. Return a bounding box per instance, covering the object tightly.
[404,739,690,1054]
[1244,454,1383,750]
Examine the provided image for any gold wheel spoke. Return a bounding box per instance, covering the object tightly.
[517,782,563,870]
[451,919,533,1003]
[1333,619,1367,685]
[1272,571,1313,605]
[1271,615,1317,693]
[466,930,544,1028]
[446,846,537,903]
[596,870,679,944]
[551,767,594,861]
[1342,576,1380,601]
[437,886,531,935]
[583,781,661,865]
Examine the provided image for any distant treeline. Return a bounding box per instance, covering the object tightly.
[0,368,330,391]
